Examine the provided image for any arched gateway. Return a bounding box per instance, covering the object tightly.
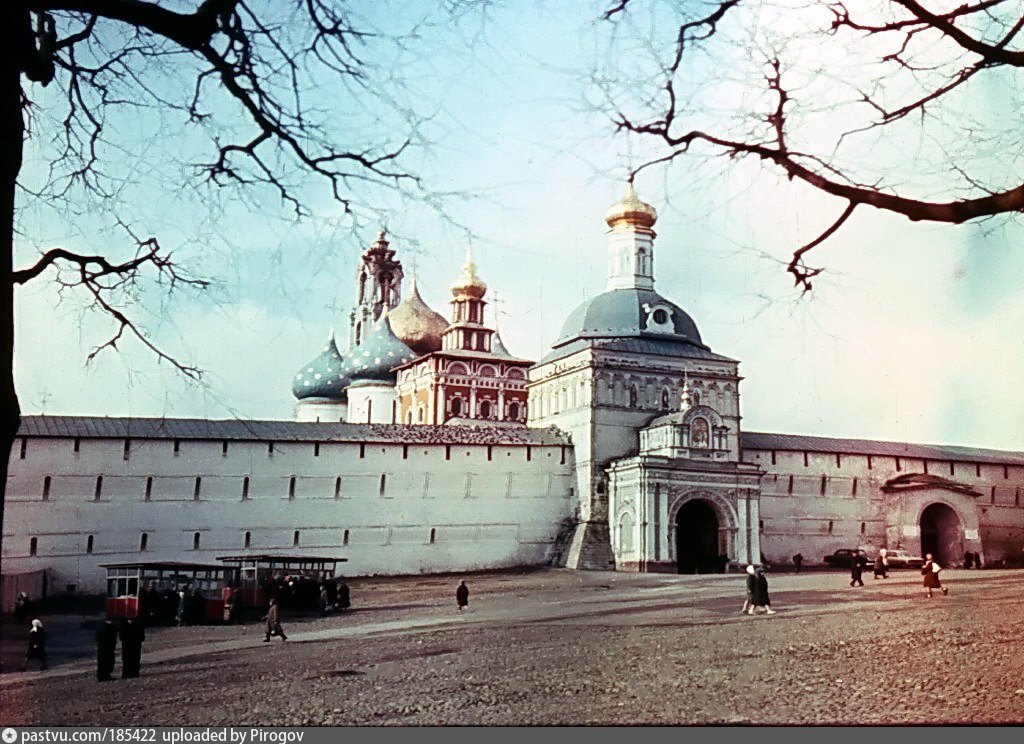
[920,502,962,565]
[675,499,722,574]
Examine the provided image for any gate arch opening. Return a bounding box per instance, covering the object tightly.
[675,499,721,574]
[920,503,961,566]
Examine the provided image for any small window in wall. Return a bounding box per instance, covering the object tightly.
[1016,489,1020,507]
[851,478,858,496]
[123,439,131,461]
[19,437,26,459]
[949,461,955,476]
[758,520,764,530]
[222,440,229,456]
[895,457,902,472]
[140,533,148,552]
[94,475,103,501]
[288,476,296,500]
[827,520,834,535]
[770,450,776,465]
[194,477,202,501]
[173,440,180,455]
[242,476,250,501]
[1004,465,1009,480]
[334,476,342,499]
[991,486,996,504]
[867,455,873,470]
[803,451,809,467]
[145,477,153,501]
[42,476,51,501]
[267,441,275,455]
[451,397,463,417]
[429,528,436,544]
[193,532,201,550]
[74,437,81,453]
[379,474,386,497]
[975,463,981,477]
[787,475,794,494]
[30,537,38,556]
[508,402,520,421]
[479,400,492,419]
[923,459,929,474]
[293,530,300,547]
[820,475,827,495]
[314,442,320,457]
[660,389,670,410]
[629,386,638,408]
[86,535,94,554]
[835,453,841,468]
[860,522,866,534]
[343,529,350,546]
[244,531,251,549]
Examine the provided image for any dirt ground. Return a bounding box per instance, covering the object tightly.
[1,567,1023,726]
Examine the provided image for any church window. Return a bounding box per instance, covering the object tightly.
[417,406,425,423]
[379,474,387,498]
[123,439,131,461]
[193,532,201,550]
[145,477,153,501]
[334,476,341,499]
[1004,465,1009,479]
[949,461,955,476]
[895,457,901,471]
[508,402,520,420]
[851,478,858,496]
[480,400,492,419]
[314,442,320,457]
[30,536,38,556]
[661,388,670,410]
[835,453,841,468]
[990,485,996,504]
[267,441,275,455]
[770,450,776,465]
[451,397,463,417]
[975,463,981,477]
[653,308,667,324]
[343,529,350,546]
[140,533,148,551]
[691,418,710,448]
[94,476,103,501]
[293,530,300,547]
[820,475,827,495]
[244,531,251,548]
[629,385,638,408]
[222,440,229,455]
[429,528,436,544]
[42,476,51,501]
[288,477,296,500]
[802,451,809,467]
[787,475,794,494]
[242,476,250,500]
[87,535,94,554]
[173,440,180,455]
[194,477,202,501]
[867,455,873,470]
[618,513,635,553]
[74,437,81,453]
[691,391,700,406]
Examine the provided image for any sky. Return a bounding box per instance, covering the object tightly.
[13,1,1024,452]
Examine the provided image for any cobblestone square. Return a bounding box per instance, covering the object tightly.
[2,568,1023,725]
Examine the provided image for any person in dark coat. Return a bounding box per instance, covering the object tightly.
[455,580,469,612]
[743,564,757,613]
[752,568,776,615]
[336,580,350,611]
[21,619,48,671]
[120,618,145,678]
[792,553,803,574]
[873,549,888,579]
[974,553,983,569]
[263,598,287,642]
[963,551,974,569]
[850,551,867,587]
[922,554,948,598]
[95,618,118,681]
[14,592,30,624]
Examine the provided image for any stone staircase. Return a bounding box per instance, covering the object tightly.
[562,521,616,570]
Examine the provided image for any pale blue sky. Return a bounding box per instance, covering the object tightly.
[14,1,1024,451]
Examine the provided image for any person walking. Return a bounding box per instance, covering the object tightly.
[263,598,287,641]
[119,618,145,678]
[336,580,351,612]
[95,618,118,681]
[850,551,867,587]
[873,548,888,579]
[742,564,757,613]
[751,567,776,615]
[21,619,48,671]
[792,553,803,574]
[455,580,469,612]
[921,554,949,598]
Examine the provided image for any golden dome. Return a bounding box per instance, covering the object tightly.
[389,277,448,355]
[604,181,658,228]
[450,247,487,299]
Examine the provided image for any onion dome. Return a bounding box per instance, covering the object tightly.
[450,246,487,299]
[389,277,448,355]
[341,309,416,382]
[292,330,350,400]
[555,288,705,348]
[604,181,658,229]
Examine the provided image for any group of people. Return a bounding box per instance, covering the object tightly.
[963,551,983,569]
[95,617,146,680]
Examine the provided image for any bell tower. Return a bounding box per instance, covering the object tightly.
[349,230,403,348]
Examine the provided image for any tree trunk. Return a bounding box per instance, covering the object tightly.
[1,6,27,587]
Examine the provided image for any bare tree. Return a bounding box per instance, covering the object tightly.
[2,2,453,553]
[600,0,1024,289]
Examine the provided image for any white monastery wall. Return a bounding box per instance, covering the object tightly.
[5,432,576,593]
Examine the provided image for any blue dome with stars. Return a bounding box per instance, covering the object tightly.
[292,331,351,401]
[341,311,416,383]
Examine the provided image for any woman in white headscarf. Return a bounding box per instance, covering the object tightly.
[742,564,757,614]
[21,618,47,671]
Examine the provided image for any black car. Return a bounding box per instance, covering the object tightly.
[823,549,865,568]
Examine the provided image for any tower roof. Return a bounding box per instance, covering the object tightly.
[292,331,351,401]
[604,181,658,229]
[389,277,448,356]
[450,246,487,299]
[341,310,416,383]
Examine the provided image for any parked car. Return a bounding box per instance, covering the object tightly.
[882,549,924,569]
[823,549,864,568]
